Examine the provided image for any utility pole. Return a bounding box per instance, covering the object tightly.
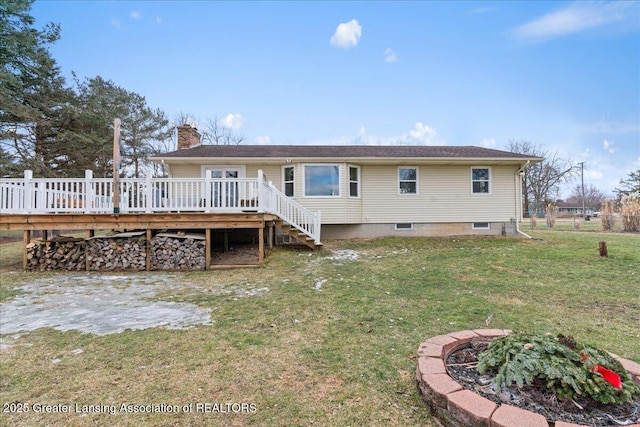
[578,162,585,217]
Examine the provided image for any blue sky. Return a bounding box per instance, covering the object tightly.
[31,1,639,197]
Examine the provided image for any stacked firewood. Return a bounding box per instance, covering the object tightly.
[86,236,147,271]
[26,237,86,271]
[150,235,205,270]
[25,232,206,271]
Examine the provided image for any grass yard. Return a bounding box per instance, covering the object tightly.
[0,231,638,426]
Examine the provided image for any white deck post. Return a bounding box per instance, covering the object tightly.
[204,173,211,213]
[315,210,322,244]
[269,181,277,214]
[84,170,94,213]
[257,170,264,211]
[145,173,153,213]
[23,170,33,213]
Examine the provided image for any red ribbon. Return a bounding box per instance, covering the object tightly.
[580,353,622,389]
[592,364,622,389]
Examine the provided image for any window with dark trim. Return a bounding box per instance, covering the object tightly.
[395,223,413,230]
[473,222,490,230]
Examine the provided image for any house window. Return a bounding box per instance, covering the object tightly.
[283,166,294,197]
[471,167,490,194]
[349,166,360,198]
[304,165,340,197]
[398,167,418,194]
[473,222,490,230]
[395,223,413,230]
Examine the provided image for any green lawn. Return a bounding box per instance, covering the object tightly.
[0,231,638,426]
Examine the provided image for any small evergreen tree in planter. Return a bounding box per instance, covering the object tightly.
[477,332,640,405]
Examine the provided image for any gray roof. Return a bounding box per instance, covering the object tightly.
[153,145,541,161]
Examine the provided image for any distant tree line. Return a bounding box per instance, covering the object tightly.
[506,140,640,215]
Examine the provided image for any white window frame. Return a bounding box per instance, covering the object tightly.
[395,223,414,230]
[303,164,341,198]
[398,166,418,195]
[201,165,246,178]
[282,165,295,197]
[472,222,490,230]
[471,166,491,195]
[348,165,360,198]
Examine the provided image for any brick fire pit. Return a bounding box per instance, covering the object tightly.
[415,329,640,427]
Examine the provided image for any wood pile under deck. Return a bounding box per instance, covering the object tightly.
[1,213,281,270]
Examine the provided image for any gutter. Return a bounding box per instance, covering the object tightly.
[515,160,532,239]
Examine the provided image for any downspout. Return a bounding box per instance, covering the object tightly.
[515,161,532,239]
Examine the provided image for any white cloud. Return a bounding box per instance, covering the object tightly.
[155,16,162,24]
[603,139,617,153]
[255,136,271,145]
[513,1,636,42]
[384,48,398,63]
[407,122,437,144]
[219,113,244,130]
[481,138,496,148]
[306,122,442,146]
[130,10,141,20]
[330,19,362,49]
[110,18,121,29]
[356,122,441,145]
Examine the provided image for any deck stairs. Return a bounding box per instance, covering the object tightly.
[274,219,323,250]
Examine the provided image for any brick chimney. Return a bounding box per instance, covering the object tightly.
[176,124,201,150]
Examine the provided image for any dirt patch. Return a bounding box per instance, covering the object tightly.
[0,236,21,244]
[212,244,259,265]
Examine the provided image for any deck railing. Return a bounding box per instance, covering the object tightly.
[0,169,321,244]
[0,170,263,214]
[260,174,321,245]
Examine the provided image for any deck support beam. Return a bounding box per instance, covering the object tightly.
[22,230,31,270]
[146,229,153,271]
[259,225,264,265]
[205,228,211,270]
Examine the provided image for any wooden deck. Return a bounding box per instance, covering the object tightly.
[0,212,277,231]
[1,212,281,270]
[1,171,322,270]
[1,170,322,248]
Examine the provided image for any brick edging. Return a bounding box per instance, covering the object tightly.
[415,329,640,427]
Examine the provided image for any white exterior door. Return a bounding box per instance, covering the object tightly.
[206,167,242,209]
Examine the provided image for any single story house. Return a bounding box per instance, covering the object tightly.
[555,201,597,217]
[150,125,543,240]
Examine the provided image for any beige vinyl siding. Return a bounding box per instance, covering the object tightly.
[361,164,518,223]
[168,164,200,178]
[245,165,282,186]
[165,161,518,225]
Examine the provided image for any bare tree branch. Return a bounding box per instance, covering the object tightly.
[201,116,243,146]
[506,139,577,216]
